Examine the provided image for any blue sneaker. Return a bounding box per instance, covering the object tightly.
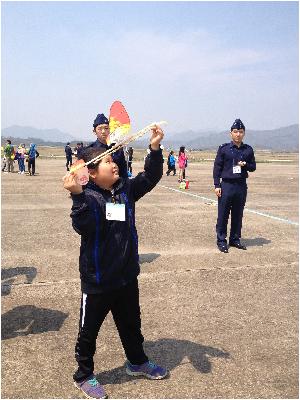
[74,375,107,399]
[125,360,168,380]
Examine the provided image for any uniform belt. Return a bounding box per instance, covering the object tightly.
[222,178,246,184]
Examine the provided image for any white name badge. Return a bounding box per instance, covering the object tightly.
[233,165,241,174]
[106,203,126,221]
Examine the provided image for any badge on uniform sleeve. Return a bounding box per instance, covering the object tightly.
[106,203,126,221]
[233,165,241,174]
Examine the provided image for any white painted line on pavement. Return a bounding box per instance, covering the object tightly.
[159,184,299,227]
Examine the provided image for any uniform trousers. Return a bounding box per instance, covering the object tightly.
[66,156,72,170]
[216,180,247,245]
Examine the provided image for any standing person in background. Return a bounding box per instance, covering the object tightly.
[126,147,134,175]
[166,151,176,176]
[177,146,188,183]
[73,145,78,158]
[14,147,20,170]
[183,152,188,180]
[17,144,26,174]
[213,118,256,253]
[65,142,73,171]
[27,143,40,176]
[2,155,7,172]
[80,142,84,154]
[75,143,84,160]
[4,140,15,173]
[83,113,127,179]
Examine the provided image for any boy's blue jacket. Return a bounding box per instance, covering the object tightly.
[70,148,163,294]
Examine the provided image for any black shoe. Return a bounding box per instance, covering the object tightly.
[218,244,228,253]
[229,242,247,250]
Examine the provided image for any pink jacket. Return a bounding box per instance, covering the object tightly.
[178,152,187,169]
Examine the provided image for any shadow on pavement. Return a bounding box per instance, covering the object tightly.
[242,237,271,247]
[96,338,230,384]
[1,266,37,296]
[1,305,68,339]
[139,253,160,264]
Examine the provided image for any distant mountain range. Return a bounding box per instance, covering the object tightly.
[1,125,78,143]
[136,124,299,151]
[1,124,299,151]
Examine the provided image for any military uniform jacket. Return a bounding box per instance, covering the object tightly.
[65,145,72,157]
[213,142,256,188]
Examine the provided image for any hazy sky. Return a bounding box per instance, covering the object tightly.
[2,1,299,140]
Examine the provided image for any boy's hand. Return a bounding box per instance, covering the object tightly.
[63,173,83,195]
[150,125,164,150]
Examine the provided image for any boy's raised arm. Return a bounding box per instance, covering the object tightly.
[130,126,164,201]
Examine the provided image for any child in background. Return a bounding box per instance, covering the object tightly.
[4,140,15,173]
[166,150,176,176]
[17,144,26,174]
[27,143,39,176]
[63,125,168,399]
[2,155,7,172]
[178,146,188,182]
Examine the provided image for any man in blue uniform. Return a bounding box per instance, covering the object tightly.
[65,142,73,171]
[213,119,256,253]
[82,113,127,179]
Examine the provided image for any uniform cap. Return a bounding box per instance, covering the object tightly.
[93,114,109,128]
[231,119,245,131]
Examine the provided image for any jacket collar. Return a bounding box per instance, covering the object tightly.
[94,139,109,149]
[86,177,125,195]
[230,141,245,149]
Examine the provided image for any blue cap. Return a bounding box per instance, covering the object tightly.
[231,118,245,131]
[93,113,109,128]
